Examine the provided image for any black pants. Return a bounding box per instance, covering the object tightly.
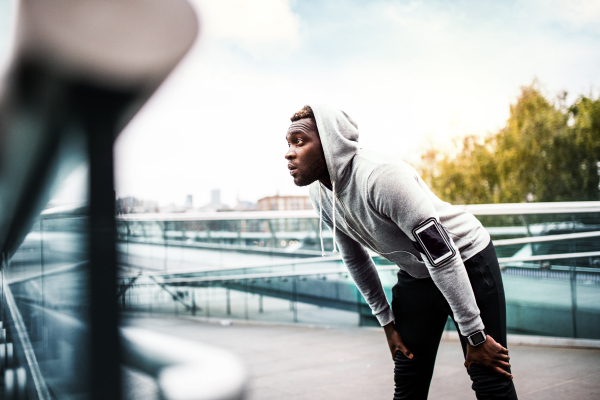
[391,241,518,400]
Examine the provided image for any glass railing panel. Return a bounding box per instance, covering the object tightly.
[117,205,600,339]
[121,270,370,327]
[7,165,91,397]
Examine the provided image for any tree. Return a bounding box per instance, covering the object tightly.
[418,82,600,204]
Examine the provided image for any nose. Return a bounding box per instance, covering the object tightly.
[285,147,295,160]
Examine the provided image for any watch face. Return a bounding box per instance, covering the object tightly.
[470,331,486,345]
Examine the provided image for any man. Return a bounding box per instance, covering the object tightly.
[284,104,518,399]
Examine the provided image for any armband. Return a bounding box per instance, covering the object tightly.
[412,218,456,267]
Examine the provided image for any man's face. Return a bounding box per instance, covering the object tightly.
[285,118,328,187]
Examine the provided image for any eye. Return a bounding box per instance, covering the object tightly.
[296,138,303,145]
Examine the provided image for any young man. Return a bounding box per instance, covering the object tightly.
[284,104,518,400]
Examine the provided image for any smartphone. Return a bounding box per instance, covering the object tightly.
[412,218,455,266]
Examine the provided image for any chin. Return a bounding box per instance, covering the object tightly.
[293,176,314,187]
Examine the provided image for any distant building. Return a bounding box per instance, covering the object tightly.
[234,200,257,211]
[211,189,220,205]
[185,194,193,210]
[198,188,231,212]
[116,197,159,214]
[256,195,313,211]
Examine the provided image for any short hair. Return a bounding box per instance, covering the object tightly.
[290,105,314,122]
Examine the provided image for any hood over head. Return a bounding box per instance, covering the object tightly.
[304,104,360,256]
[307,104,360,190]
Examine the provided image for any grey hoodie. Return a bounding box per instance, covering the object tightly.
[307,104,489,336]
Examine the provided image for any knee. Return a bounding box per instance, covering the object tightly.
[468,364,517,399]
[394,352,420,382]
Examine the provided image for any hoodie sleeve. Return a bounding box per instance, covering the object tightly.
[314,195,395,327]
[367,164,485,336]
[333,226,395,326]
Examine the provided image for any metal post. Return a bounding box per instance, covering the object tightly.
[226,288,231,315]
[79,86,129,400]
[244,283,248,320]
[164,222,168,271]
[191,289,196,316]
[206,286,210,318]
[1,253,5,318]
[570,216,578,338]
[292,266,298,323]
[259,295,263,313]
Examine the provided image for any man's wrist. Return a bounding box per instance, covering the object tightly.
[383,321,396,334]
[466,329,487,346]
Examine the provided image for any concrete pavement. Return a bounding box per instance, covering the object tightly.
[122,315,600,400]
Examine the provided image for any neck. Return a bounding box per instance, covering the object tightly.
[319,175,332,190]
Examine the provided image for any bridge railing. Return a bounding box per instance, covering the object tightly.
[117,203,600,340]
[116,202,600,269]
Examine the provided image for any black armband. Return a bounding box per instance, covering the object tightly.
[412,218,456,267]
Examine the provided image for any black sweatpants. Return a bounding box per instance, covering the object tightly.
[391,241,518,399]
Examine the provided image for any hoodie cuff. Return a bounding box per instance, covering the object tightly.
[375,306,395,327]
[457,314,485,337]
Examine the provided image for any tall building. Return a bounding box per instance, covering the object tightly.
[198,188,230,212]
[211,189,221,205]
[256,195,313,211]
[185,194,193,209]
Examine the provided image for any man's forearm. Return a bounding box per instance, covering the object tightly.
[428,257,484,336]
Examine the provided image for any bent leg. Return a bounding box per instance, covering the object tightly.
[457,242,518,400]
[391,271,449,400]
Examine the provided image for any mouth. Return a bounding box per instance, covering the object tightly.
[288,164,298,176]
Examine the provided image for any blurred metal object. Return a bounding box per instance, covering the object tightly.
[121,327,247,400]
[14,0,199,89]
[0,0,199,257]
[0,0,199,399]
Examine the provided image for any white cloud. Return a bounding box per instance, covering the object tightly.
[193,0,300,57]
[522,0,600,33]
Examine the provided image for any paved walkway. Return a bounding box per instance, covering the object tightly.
[122,315,600,400]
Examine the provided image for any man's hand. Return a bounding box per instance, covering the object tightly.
[383,322,413,360]
[464,334,513,380]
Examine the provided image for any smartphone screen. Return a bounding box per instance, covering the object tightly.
[413,219,454,266]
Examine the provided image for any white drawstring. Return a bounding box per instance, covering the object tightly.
[319,184,325,257]
[319,182,338,255]
[332,182,338,254]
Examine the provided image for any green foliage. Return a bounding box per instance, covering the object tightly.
[419,82,600,204]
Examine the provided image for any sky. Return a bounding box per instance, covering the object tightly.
[2,0,600,208]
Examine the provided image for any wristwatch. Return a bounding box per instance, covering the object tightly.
[467,330,487,346]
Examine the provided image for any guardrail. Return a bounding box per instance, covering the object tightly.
[118,230,600,284]
[117,201,600,221]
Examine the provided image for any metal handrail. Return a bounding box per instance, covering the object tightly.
[116,201,600,222]
[119,255,343,278]
[497,251,600,264]
[119,230,600,281]
[122,250,600,286]
[492,230,600,246]
[158,267,352,284]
